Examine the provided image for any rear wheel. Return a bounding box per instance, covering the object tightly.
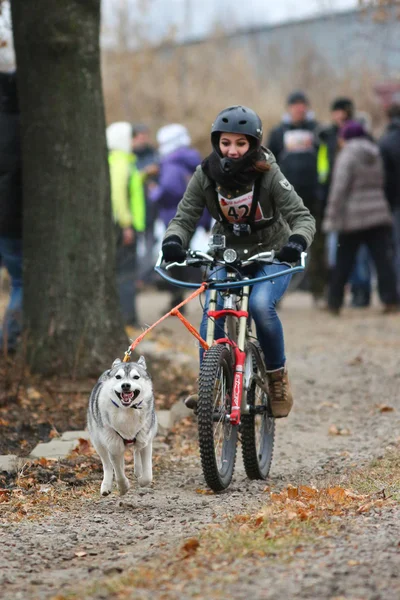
[198,344,237,492]
[241,343,275,480]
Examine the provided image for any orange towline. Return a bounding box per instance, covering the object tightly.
[123,282,209,362]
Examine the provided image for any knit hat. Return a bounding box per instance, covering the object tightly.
[157,124,191,157]
[106,122,132,153]
[287,90,309,105]
[340,120,367,140]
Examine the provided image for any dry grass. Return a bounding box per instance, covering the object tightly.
[49,446,399,600]
[102,30,385,153]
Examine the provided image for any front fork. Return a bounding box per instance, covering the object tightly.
[206,284,250,426]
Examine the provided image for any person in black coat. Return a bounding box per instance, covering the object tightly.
[380,103,400,294]
[266,90,325,301]
[0,71,22,353]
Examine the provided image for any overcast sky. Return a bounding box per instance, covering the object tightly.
[0,0,359,64]
[102,0,359,46]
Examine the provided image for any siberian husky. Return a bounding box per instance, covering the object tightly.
[87,356,157,496]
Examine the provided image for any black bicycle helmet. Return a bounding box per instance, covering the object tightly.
[211,105,263,154]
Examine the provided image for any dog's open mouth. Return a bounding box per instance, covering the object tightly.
[116,389,140,405]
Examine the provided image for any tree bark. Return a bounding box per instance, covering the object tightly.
[11,0,128,376]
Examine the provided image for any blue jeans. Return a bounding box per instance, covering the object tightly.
[0,237,22,351]
[200,263,292,370]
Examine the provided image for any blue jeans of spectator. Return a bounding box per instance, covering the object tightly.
[0,236,22,351]
[350,244,372,303]
[200,263,292,370]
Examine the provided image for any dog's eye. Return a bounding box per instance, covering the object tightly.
[133,375,140,380]
[115,375,122,380]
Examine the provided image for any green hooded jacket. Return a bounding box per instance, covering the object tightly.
[165,150,315,258]
[109,150,146,232]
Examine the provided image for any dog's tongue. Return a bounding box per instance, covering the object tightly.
[122,392,134,401]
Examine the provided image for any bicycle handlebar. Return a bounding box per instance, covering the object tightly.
[154,250,307,290]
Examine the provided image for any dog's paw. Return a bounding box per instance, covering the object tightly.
[138,475,152,488]
[118,477,131,496]
[101,484,112,497]
[134,466,143,479]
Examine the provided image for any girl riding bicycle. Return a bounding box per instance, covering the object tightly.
[161,106,315,418]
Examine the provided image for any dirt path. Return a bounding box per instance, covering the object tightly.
[1,291,400,600]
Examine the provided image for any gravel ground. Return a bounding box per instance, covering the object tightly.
[1,290,400,599]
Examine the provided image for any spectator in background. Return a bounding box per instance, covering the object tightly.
[0,71,22,355]
[318,97,355,211]
[323,121,399,315]
[106,121,146,328]
[131,123,159,280]
[266,90,325,302]
[149,124,205,310]
[379,103,400,295]
[319,97,372,308]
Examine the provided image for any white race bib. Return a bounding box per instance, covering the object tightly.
[217,187,266,223]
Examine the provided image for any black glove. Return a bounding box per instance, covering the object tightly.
[162,235,187,263]
[276,234,307,263]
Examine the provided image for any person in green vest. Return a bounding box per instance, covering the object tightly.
[106,121,146,327]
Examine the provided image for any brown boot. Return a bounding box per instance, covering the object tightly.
[266,365,293,418]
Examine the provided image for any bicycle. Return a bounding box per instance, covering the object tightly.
[147,235,306,492]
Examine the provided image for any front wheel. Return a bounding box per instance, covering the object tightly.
[241,342,275,480]
[198,344,237,492]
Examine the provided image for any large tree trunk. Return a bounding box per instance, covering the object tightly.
[11,0,128,376]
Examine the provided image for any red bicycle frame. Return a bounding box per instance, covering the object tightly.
[122,278,251,427]
[206,280,251,426]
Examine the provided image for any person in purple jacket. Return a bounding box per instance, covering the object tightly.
[149,124,211,309]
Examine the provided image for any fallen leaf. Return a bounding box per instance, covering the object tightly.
[26,387,42,400]
[195,488,214,495]
[348,355,363,366]
[264,529,274,539]
[286,511,298,521]
[329,425,351,436]
[318,402,339,410]
[375,404,394,413]
[287,485,299,499]
[181,538,200,557]
[357,499,386,514]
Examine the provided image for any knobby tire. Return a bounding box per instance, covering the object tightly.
[198,344,237,492]
[241,343,275,480]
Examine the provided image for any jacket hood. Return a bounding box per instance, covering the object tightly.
[161,146,201,171]
[157,124,191,157]
[106,122,132,153]
[345,138,379,164]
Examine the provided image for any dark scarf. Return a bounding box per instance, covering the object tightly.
[202,148,266,189]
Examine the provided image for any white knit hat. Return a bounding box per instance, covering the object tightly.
[157,124,191,157]
[106,122,132,153]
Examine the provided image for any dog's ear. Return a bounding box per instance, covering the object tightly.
[137,355,146,370]
[112,358,122,368]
